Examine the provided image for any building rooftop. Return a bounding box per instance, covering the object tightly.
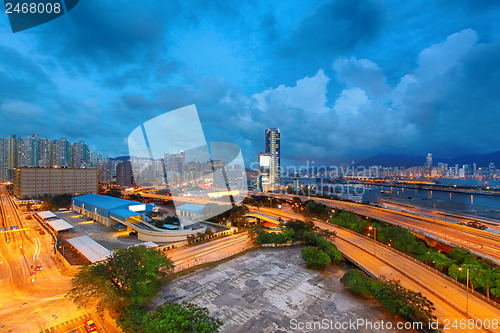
[46,219,74,232]
[36,211,57,220]
[67,236,111,263]
[176,204,205,214]
[72,194,144,211]
[110,209,142,222]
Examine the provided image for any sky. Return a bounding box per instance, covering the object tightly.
[0,0,499,167]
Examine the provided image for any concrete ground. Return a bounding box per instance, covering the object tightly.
[54,210,145,249]
[153,247,413,333]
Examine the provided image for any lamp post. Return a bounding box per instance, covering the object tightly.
[459,267,477,316]
[368,226,377,255]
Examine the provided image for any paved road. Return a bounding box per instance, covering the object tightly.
[165,232,252,272]
[253,192,500,264]
[0,185,90,333]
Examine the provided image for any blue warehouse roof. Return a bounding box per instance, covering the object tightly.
[72,194,142,211]
[72,194,154,221]
[110,209,142,222]
[176,204,204,214]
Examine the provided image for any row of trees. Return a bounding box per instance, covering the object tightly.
[66,246,222,332]
[331,210,500,301]
[341,269,437,331]
[186,228,215,244]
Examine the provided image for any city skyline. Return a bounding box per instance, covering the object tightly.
[1,1,499,166]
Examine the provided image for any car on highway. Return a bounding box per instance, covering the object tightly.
[35,265,42,271]
[85,320,97,332]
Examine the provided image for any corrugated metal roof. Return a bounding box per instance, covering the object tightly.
[67,236,111,263]
[176,204,204,214]
[110,209,142,222]
[72,194,139,211]
[46,219,73,231]
[36,211,57,220]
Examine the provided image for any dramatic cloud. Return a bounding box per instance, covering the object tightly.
[0,1,499,166]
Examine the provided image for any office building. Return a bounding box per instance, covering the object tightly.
[258,152,271,191]
[257,128,280,191]
[265,128,280,188]
[425,153,432,168]
[13,167,98,199]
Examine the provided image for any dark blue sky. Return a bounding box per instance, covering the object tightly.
[1,0,499,167]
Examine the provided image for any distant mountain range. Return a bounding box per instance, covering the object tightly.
[111,156,131,162]
[357,150,500,168]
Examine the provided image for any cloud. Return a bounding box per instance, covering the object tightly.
[287,0,385,56]
[253,69,330,115]
[333,57,390,98]
[1,1,499,165]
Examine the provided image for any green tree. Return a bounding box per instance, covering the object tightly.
[315,236,342,263]
[106,188,123,198]
[228,204,250,228]
[331,211,368,234]
[424,251,455,270]
[66,245,174,310]
[117,303,148,333]
[448,248,469,264]
[303,200,330,218]
[301,246,331,270]
[374,279,436,326]
[142,302,223,333]
[340,269,382,296]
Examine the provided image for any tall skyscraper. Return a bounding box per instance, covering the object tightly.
[164,152,185,186]
[0,138,8,183]
[71,140,90,168]
[425,153,433,168]
[38,137,53,167]
[55,137,71,167]
[7,134,18,181]
[19,134,39,168]
[265,128,280,188]
[116,160,133,187]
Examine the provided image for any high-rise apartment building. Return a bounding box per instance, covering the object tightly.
[55,137,71,167]
[164,152,185,186]
[7,134,18,181]
[265,128,280,188]
[0,138,7,183]
[0,134,105,183]
[116,161,133,187]
[71,140,90,168]
[19,134,40,168]
[38,137,54,167]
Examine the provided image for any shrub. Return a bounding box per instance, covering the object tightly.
[301,246,331,270]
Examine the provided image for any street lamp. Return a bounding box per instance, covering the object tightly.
[459,267,478,316]
[368,226,377,254]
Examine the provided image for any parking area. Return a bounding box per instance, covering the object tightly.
[52,210,145,262]
[153,247,412,333]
